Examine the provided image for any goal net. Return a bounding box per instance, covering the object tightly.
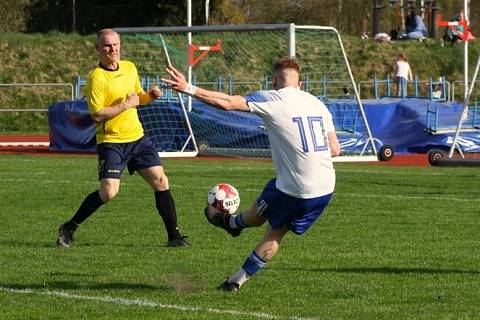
[116,24,377,161]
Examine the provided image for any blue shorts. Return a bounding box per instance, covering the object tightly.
[96,136,161,180]
[256,179,332,235]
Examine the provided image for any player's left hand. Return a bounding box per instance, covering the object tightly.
[148,85,162,99]
[162,65,188,92]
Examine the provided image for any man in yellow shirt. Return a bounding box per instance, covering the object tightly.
[57,29,189,247]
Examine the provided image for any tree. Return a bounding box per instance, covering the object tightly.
[0,0,29,32]
[20,0,480,37]
[209,0,244,24]
[25,0,211,34]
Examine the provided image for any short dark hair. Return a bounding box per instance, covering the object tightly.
[273,58,300,74]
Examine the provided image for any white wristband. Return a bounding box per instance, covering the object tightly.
[185,84,197,95]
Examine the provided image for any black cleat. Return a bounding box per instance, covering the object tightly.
[204,206,242,237]
[56,222,77,247]
[166,235,190,247]
[218,280,240,292]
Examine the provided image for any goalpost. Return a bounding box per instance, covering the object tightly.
[116,24,378,161]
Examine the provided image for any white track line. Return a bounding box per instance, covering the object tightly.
[0,286,319,320]
[0,142,49,146]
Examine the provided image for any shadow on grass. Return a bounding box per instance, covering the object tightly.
[0,240,60,248]
[0,281,170,292]
[281,266,480,275]
[0,240,168,249]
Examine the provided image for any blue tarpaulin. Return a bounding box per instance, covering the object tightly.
[48,100,96,152]
[48,99,480,154]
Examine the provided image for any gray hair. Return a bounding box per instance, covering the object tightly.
[96,29,119,45]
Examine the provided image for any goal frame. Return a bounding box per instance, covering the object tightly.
[115,24,378,161]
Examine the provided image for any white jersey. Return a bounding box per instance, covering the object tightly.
[246,86,336,198]
[396,61,411,80]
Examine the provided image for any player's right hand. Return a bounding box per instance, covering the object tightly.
[126,93,140,107]
[162,65,188,92]
[148,85,162,99]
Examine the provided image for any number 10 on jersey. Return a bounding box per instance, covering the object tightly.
[292,116,328,153]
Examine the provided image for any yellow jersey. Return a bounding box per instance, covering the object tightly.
[86,60,144,143]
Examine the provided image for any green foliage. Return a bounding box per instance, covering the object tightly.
[7,0,480,38]
[0,0,29,32]
[233,0,480,38]
[1,32,477,88]
[0,113,49,134]
[0,155,479,319]
[24,0,219,34]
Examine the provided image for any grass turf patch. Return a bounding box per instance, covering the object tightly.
[0,155,479,319]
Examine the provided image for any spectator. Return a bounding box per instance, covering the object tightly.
[444,10,474,45]
[395,53,413,97]
[405,9,427,40]
[431,77,444,100]
[443,10,464,45]
[341,87,353,99]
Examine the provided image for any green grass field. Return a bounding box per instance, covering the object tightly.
[0,154,479,319]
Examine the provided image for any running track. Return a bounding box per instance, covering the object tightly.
[0,135,430,166]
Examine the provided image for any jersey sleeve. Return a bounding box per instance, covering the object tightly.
[86,74,106,114]
[245,90,281,116]
[131,63,144,95]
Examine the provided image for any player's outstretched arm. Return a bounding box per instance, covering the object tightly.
[162,65,249,112]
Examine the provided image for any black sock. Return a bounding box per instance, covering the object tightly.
[155,190,181,240]
[69,190,105,225]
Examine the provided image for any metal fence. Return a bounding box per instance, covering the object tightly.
[1,76,477,135]
[451,80,480,103]
[358,76,451,101]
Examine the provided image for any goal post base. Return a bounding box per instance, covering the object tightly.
[333,155,378,163]
[157,151,198,158]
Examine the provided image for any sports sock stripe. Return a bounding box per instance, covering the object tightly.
[242,251,268,276]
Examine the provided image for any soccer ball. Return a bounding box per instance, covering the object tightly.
[207,183,240,214]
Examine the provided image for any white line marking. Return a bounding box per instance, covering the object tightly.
[336,192,478,203]
[0,286,319,320]
[336,168,476,177]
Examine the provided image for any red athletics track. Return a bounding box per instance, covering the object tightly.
[0,135,430,166]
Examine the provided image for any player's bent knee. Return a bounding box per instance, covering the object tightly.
[152,174,169,191]
[99,187,119,202]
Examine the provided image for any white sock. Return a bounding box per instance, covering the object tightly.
[228,268,250,286]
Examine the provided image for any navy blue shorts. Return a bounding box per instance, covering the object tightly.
[96,136,161,180]
[256,179,333,235]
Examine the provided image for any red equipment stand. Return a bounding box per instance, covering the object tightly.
[188,40,222,66]
[437,15,474,41]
